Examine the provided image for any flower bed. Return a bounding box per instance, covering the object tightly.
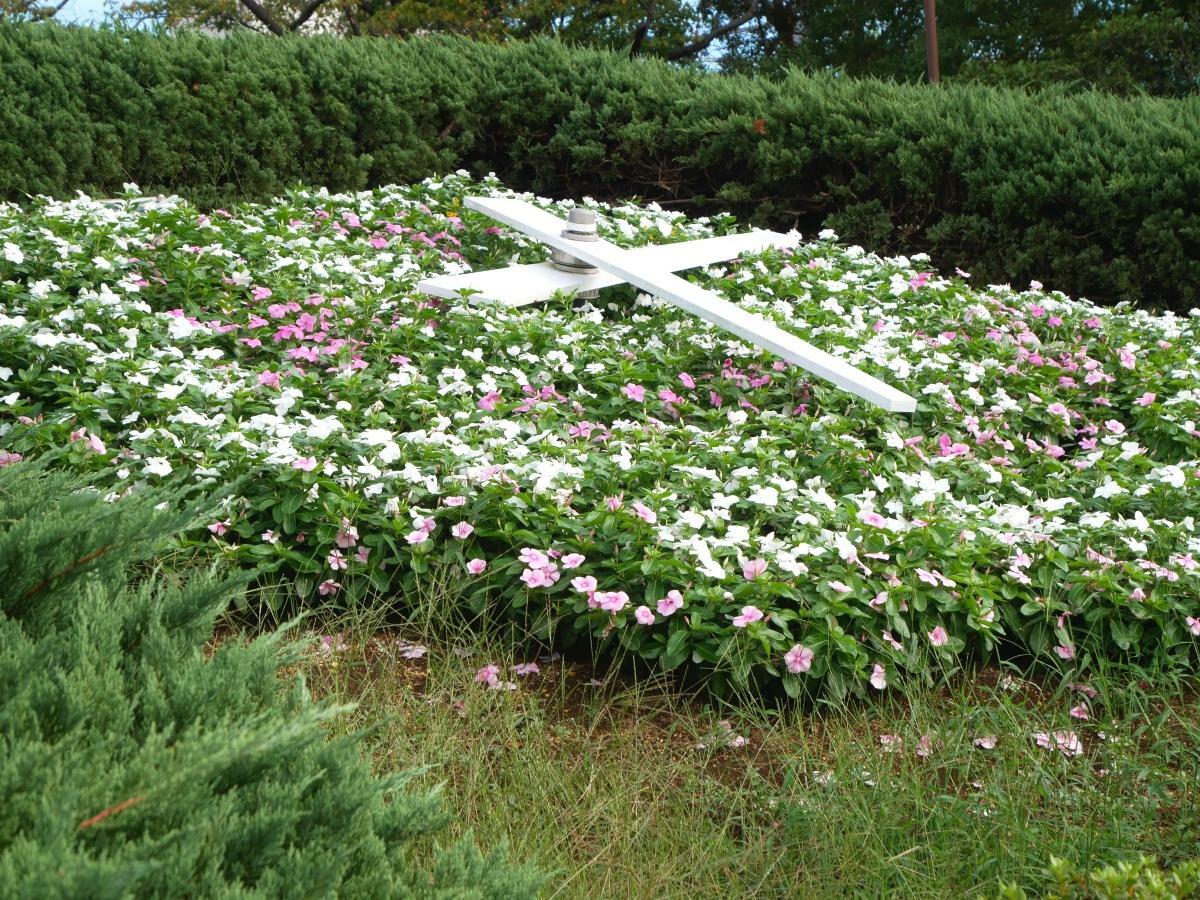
[1,174,1197,696]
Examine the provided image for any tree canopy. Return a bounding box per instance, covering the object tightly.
[12,0,1199,95]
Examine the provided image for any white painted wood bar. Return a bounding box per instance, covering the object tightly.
[418,230,799,306]
[460,198,917,414]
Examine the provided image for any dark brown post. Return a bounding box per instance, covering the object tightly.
[923,0,940,83]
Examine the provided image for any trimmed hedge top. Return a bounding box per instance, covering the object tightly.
[1,24,1198,310]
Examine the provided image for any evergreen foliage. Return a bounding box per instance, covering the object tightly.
[1,25,1198,310]
[0,459,541,898]
[1001,855,1200,899]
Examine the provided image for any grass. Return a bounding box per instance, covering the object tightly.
[279,604,1200,899]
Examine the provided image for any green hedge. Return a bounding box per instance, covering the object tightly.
[0,459,540,897]
[1,25,1198,310]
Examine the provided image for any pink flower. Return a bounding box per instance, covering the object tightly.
[928,626,949,647]
[398,642,427,659]
[258,369,281,389]
[635,606,655,625]
[597,590,630,613]
[784,644,814,674]
[1054,644,1075,660]
[869,663,888,690]
[513,662,540,676]
[251,285,273,301]
[69,428,101,453]
[931,434,969,458]
[1130,587,1146,601]
[916,568,955,588]
[631,501,657,524]
[405,528,430,545]
[827,580,852,594]
[1069,705,1089,720]
[207,520,230,536]
[0,451,23,467]
[657,590,684,616]
[443,495,467,507]
[1187,616,1200,636]
[466,558,487,575]
[622,383,646,402]
[292,457,317,472]
[451,522,474,539]
[318,579,341,596]
[882,630,903,651]
[315,633,345,656]
[606,495,623,512]
[560,553,586,569]
[678,372,696,389]
[1046,401,1070,422]
[731,605,764,628]
[909,271,931,289]
[335,521,359,548]
[518,547,550,568]
[477,390,501,411]
[1118,347,1137,369]
[355,546,370,564]
[860,510,886,528]
[973,735,997,750]
[520,567,553,588]
[1135,392,1156,406]
[1104,419,1126,435]
[1034,730,1083,757]
[916,735,934,758]
[870,591,889,609]
[475,664,501,686]
[742,558,768,581]
[571,575,598,593]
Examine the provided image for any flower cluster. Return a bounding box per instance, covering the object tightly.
[1,173,1198,697]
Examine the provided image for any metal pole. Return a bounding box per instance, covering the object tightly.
[923,0,940,83]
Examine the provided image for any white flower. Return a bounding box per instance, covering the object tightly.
[167,316,204,340]
[1039,497,1077,512]
[747,485,779,507]
[688,537,727,580]
[305,416,342,440]
[1152,465,1187,490]
[143,457,173,477]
